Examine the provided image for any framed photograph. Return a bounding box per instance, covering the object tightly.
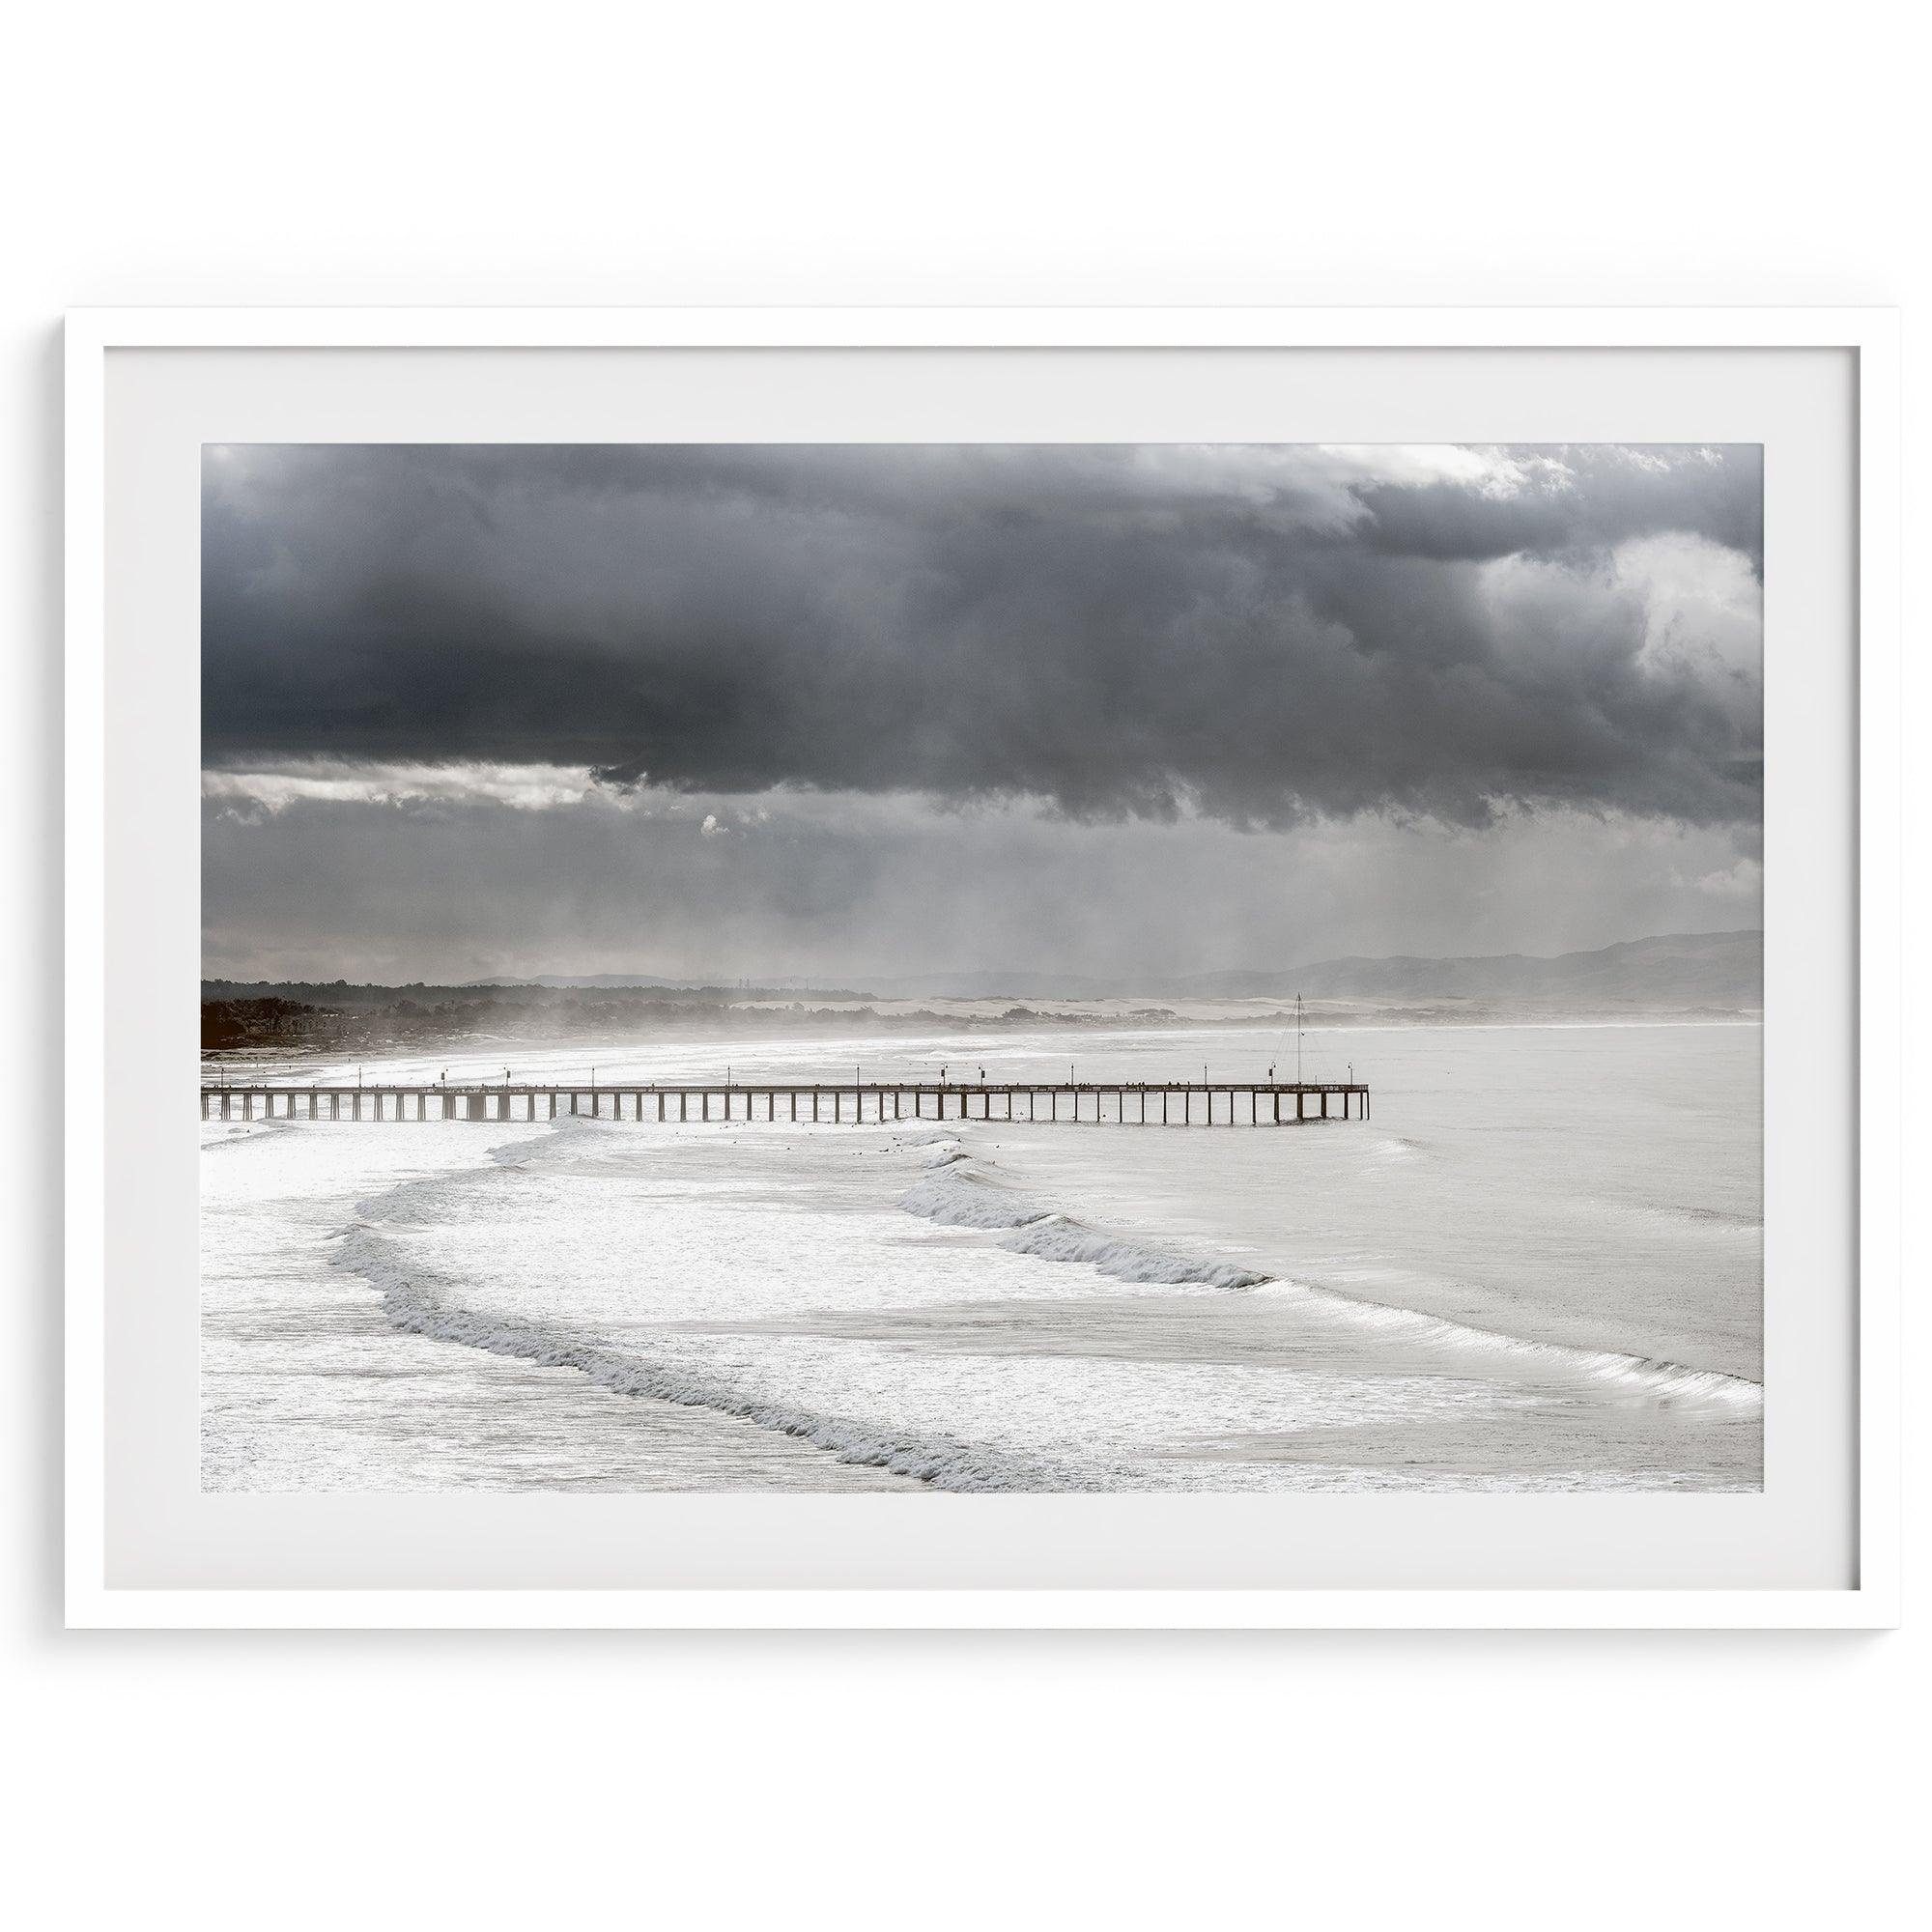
[65,308,1898,1628]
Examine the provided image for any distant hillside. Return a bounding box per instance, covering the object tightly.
[1190,931,1761,1004]
[212,932,1762,1014]
[458,973,871,997]
[463,973,698,988]
[205,978,868,1008]
[861,969,1129,1001]
[862,931,1762,1006]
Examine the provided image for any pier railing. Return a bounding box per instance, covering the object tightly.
[199,1079,1370,1126]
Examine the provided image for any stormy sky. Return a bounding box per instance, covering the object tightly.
[202,443,1763,985]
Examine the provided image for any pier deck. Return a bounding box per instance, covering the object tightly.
[200,1079,1370,1126]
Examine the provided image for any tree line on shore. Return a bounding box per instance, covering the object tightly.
[200,991,1190,1056]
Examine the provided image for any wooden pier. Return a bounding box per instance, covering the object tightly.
[199,1079,1370,1126]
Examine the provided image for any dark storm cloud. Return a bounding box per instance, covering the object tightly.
[202,442,1762,829]
[1350,446,1764,570]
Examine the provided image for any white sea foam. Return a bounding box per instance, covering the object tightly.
[332,1224,1105,1491]
[1259,1275,1764,1410]
[201,1118,300,1151]
[999,1214,1271,1291]
[896,1162,1053,1229]
[205,1017,1766,1491]
[899,1141,1762,1411]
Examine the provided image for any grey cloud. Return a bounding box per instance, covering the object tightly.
[1349,447,1763,569]
[203,442,1762,830]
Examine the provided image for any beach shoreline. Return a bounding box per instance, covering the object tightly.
[200,1016,1763,1493]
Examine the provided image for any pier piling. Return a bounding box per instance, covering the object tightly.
[201,1077,1369,1130]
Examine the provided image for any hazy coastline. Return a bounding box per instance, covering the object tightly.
[203,929,1762,1059]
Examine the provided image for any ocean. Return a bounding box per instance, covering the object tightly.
[200,1017,1763,1492]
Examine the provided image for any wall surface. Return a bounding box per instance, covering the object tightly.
[3,5,1922,1926]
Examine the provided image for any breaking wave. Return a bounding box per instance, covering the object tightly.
[895,1158,1053,1230]
[898,1138,1762,1411]
[1254,1277,1764,1409]
[330,1219,1105,1492]
[321,1108,1757,1503]
[1000,1214,1271,1291]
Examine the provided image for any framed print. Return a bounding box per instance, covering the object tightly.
[64,308,1900,1628]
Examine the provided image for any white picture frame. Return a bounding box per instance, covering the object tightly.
[65,307,1900,1630]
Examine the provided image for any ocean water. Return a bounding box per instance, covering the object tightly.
[200,1020,1762,1492]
